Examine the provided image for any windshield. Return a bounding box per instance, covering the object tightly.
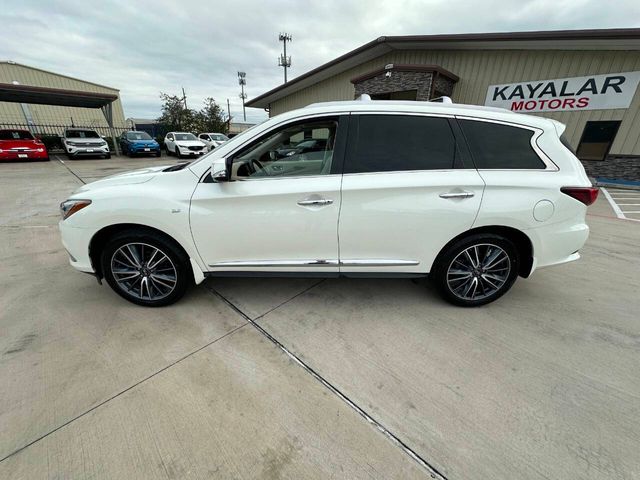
[211,134,229,141]
[175,133,197,141]
[0,130,34,140]
[66,130,100,138]
[127,131,152,140]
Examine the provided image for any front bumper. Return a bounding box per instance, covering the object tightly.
[66,145,110,156]
[129,145,161,154]
[59,221,95,273]
[177,147,205,156]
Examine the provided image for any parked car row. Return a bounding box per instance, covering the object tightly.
[0,126,230,162]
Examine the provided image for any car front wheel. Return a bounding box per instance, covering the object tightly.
[432,234,519,307]
[101,230,191,306]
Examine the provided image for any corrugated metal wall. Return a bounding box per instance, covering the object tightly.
[0,62,126,128]
[269,49,640,155]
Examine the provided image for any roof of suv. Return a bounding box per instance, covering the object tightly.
[296,99,558,132]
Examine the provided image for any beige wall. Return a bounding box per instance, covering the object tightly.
[269,49,640,155]
[0,62,126,128]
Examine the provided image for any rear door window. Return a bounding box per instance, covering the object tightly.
[459,119,545,169]
[345,114,458,173]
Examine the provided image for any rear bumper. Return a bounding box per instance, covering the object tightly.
[0,152,48,161]
[527,221,589,274]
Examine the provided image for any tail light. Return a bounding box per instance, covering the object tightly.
[561,187,599,206]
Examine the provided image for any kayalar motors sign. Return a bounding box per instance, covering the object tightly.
[485,71,640,112]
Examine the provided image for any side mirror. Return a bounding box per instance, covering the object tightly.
[211,157,229,182]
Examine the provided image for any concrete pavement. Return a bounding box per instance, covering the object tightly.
[1,155,639,479]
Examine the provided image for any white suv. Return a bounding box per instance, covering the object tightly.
[163,132,206,158]
[198,132,229,151]
[62,128,110,159]
[59,98,598,307]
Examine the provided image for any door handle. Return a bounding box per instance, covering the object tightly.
[297,198,333,206]
[439,191,475,199]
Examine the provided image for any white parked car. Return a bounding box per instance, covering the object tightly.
[163,132,206,158]
[59,97,598,307]
[62,128,110,159]
[198,132,229,151]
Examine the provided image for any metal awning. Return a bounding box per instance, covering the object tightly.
[0,82,121,154]
[0,83,118,108]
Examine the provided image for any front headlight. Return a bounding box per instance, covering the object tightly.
[60,199,91,220]
[66,141,77,146]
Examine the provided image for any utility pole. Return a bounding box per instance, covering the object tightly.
[226,98,231,133]
[278,33,292,83]
[237,71,247,122]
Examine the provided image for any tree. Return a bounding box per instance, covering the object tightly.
[157,93,228,134]
[193,97,229,134]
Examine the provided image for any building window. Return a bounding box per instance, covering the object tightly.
[370,90,418,100]
[576,121,621,161]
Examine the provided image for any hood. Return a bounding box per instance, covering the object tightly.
[72,165,170,194]
[130,139,159,146]
[65,137,105,145]
[175,140,205,146]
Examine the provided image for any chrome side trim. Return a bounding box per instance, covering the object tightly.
[209,259,339,268]
[340,259,420,267]
[208,259,420,268]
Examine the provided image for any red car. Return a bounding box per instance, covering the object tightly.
[0,129,49,161]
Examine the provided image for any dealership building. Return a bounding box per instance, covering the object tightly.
[247,29,640,182]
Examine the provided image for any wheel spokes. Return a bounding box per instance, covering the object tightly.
[447,243,511,301]
[111,243,177,301]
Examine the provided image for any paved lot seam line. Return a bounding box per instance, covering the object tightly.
[54,155,86,185]
[206,284,448,480]
[0,323,248,464]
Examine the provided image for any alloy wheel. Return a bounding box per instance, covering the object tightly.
[110,242,177,300]
[446,243,511,301]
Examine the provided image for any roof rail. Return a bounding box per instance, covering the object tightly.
[430,96,453,104]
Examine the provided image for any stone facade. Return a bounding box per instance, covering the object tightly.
[582,156,640,182]
[354,70,434,100]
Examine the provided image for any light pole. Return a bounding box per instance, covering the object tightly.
[238,71,247,122]
[278,33,292,83]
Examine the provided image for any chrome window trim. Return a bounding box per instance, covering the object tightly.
[455,115,559,171]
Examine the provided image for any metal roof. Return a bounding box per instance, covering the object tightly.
[246,28,640,109]
[0,83,118,108]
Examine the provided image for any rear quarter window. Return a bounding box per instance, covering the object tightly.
[345,114,457,173]
[459,119,546,169]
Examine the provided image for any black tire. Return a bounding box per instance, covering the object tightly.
[432,233,519,307]
[105,153,111,159]
[175,148,181,159]
[155,150,161,157]
[101,229,191,307]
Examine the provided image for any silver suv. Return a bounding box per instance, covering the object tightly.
[62,129,110,159]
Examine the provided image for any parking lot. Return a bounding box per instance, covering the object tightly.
[1,155,639,479]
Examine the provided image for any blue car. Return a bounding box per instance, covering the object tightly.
[119,131,161,157]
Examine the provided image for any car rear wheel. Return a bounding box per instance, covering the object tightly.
[101,230,191,307]
[432,233,519,307]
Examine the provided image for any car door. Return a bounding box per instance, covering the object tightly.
[165,133,175,152]
[190,115,347,273]
[338,113,485,274]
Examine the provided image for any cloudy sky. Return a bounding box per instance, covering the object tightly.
[3,0,639,123]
